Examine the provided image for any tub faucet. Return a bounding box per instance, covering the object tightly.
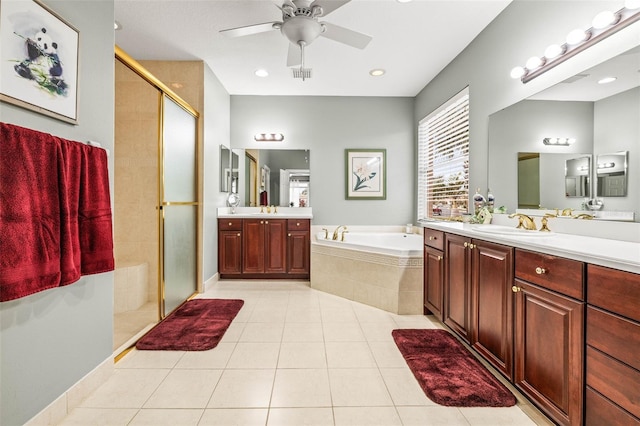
[332,225,347,240]
[508,213,537,231]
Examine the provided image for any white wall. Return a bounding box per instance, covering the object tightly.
[203,65,231,283]
[231,96,415,225]
[0,1,115,425]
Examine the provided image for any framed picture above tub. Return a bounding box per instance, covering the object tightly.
[0,0,79,124]
[345,148,386,200]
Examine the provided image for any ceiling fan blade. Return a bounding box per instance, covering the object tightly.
[311,0,351,17]
[220,22,279,38]
[320,22,372,49]
[286,43,301,67]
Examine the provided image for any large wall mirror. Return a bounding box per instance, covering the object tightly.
[488,46,639,222]
[234,149,310,207]
[220,145,240,193]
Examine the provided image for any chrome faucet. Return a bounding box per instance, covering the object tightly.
[508,213,537,231]
[332,225,347,240]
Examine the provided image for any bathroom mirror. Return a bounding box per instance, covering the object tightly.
[489,46,639,221]
[596,151,628,197]
[565,156,591,198]
[231,149,239,194]
[220,144,230,192]
[239,149,310,207]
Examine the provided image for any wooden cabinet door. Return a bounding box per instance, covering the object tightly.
[219,230,242,275]
[471,240,514,380]
[424,246,443,320]
[287,231,310,274]
[514,280,584,426]
[444,233,472,342]
[242,219,265,273]
[264,219,287,274]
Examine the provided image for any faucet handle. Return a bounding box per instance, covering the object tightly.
[322,228,328,239]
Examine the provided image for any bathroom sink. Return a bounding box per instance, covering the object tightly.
[470,225,553,237]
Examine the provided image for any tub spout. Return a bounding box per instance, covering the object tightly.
[332,225,347,240]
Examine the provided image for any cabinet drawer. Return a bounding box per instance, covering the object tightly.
[287,219,310,231]
[424,229,444,251]
[515,249,584,300]
[587,306,640,371]
[585,387,639,426]
[586,346,640,419]
[219,219,243,231]
[588,264,640,322]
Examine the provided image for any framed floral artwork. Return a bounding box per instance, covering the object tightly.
[345,149,386,200]
[0,0,79,124]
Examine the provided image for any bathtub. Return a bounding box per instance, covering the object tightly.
[310,231,424,314]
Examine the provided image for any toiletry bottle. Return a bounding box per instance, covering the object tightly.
[486,188,495,213]
[473,188,486,215]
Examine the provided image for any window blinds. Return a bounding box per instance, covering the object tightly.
[417,88,469,221]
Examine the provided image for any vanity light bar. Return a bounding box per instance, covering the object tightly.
[597,162,615,169]
[511,5,640,83]
[543,137,575,146]
[254,133,284,142]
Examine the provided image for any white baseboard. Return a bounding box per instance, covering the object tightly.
[204,272,219,292]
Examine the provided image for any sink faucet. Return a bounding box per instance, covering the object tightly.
[508,213,537,231]
[332,225,347,240]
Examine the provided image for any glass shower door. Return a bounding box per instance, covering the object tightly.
[161,95,198,316]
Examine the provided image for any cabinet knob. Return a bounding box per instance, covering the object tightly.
[288,233,291,237]
[237,233,241,237]
[297,222,300,226]
[260,220,264,224]
[535,267,546,275]
[469,243,475,249]
[512,285,521,293]
[464,242,468,248]
[429,236,437,240]
[228,222,232,226]
[437,256,442,261]
[265,221,269,224]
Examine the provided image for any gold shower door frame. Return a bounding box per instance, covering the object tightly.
[115,46,200,321]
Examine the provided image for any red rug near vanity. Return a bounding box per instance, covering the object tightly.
[392,328,516,407]
[136,299,244,351]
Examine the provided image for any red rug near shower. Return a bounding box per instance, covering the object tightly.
[136,299,244,351]
[392,328,516,407]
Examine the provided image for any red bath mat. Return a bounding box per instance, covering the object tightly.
[392,328,516,407]
[136,299,244,351]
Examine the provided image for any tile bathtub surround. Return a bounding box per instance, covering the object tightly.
[57,281,551,426]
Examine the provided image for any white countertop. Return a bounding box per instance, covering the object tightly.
[217,206,313,219]
[421,220,640,275]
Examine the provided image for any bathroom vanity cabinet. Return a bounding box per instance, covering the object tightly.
[422,226,621,426]
[513,249,585,426]
[423,229,444,320]
[218,218,310,279]
[585,264,640,425]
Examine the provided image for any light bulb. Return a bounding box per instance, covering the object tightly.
[592,10,617,29]
[544,44,564,59]
[566,28,588,45]
[526,56,543,70]
[510,66,526,79]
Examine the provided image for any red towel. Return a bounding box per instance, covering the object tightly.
[1,123,63,300]
[0,123,114,301]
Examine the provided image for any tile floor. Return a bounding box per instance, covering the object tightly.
[60,280,552,425]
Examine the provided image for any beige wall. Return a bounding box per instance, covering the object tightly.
[114,60,160,301]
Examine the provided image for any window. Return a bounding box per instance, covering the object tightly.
[417,87,469,221]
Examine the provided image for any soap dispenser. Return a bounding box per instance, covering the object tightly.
[473,188,486,215]
[486,188,495,213]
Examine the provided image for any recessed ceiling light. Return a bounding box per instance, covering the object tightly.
[597,76,617,84]
[397,0,412,3]
[114,21,122,30]
[255,69,269,77]
[369,69,385,77]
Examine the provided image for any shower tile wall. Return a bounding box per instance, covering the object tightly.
[115,60,160,303]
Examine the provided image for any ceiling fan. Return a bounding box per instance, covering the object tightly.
[219,0,372,79]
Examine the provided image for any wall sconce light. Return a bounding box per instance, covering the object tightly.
[543,137,575,146]
[511,3,640,83]
[254,133,284,142]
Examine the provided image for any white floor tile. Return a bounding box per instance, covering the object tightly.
[58,281,548,426]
